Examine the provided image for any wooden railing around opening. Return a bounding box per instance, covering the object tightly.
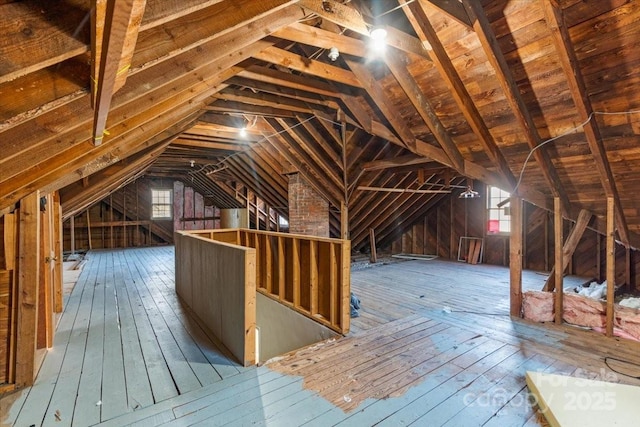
[175,228,351,366]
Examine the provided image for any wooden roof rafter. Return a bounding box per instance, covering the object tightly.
[461,0,571,214]
[543,0,630,246]
[401,0,517,189]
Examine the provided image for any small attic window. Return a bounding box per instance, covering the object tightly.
[487,185,510,233]
[151,189,172,219]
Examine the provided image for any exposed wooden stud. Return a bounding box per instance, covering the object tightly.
[510,197,523,316]
[543,209,592,291]
[37,194,54,349]
[369,228,378,264]
[626,247,632,293]
[554,197,563,325]
[606,197,615,337]
[15,191,40,387]
[310,240,318,315]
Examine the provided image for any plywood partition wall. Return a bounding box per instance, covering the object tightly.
[175,231,256,367]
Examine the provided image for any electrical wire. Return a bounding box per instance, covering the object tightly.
[513,109,640,194]
[604,356,640,379]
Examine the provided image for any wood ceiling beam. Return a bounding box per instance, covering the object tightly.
[543,0,630,246]
[237,65,339,98]
[462,0,571,214]
[132,0,299,73]
[92,0,147,145]
[345,58,416,151]
[203,101,298,119]
[226,76,340,110]
[402,0,516,188]
[253,47,362,87]
[172,138,250,151]
[215,89,319,115]
[273,22,367,57]
[298,0,369,34]
[383,47,465,172]
[362,154,435,171]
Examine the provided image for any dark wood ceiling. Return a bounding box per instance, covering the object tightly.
[1,0,639,249]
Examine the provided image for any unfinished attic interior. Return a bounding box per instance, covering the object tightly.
[2,0,640,424]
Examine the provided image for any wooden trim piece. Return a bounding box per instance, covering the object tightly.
[606,197,615,337]
[509,196,523,317]
[554,197,563,325]
[15,191,40,387]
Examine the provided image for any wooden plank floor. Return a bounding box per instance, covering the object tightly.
[3,248,640,426]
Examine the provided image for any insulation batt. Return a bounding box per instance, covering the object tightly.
[522,291,640,342]
[523,291,554,322]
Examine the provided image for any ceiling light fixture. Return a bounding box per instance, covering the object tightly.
[459,186,480,199]
[239,127,248,138]
[328,46,339,61]
[370,26,387,40]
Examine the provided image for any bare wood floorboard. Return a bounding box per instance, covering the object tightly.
[3,248,640,427]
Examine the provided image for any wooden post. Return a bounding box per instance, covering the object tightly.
[70,214,75,254]
[52,192,63,313]
[554,197,563,325]
[369,228,377,263]
[340,200,349,240]
[625,247,632,293]
[606,197,615,337]
[38,195,54,349]
[86,209,92,250]
[15,191,40,387]
[509,196,523,317]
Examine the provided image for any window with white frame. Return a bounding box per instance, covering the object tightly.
[151,189,172,219]
[487,185,510,233]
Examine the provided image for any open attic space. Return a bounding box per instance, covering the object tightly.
[2,0,640,425]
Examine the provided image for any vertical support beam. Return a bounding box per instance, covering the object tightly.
[509,196,523,317]
[340,201,349,240]
[15,191,40,387]
[340,239,351,333]
[625,247,632,293]
[52,192,63,313]
[329,243,338,327]
[309,240,318,315]
[292,238,300,306]
[38,195,54,349]
[554,197,563,325]
[86,209,92,250]
[369,228,377,264]
[277,236,285,301]
[606,197,615,337]
[70,215,75,254]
